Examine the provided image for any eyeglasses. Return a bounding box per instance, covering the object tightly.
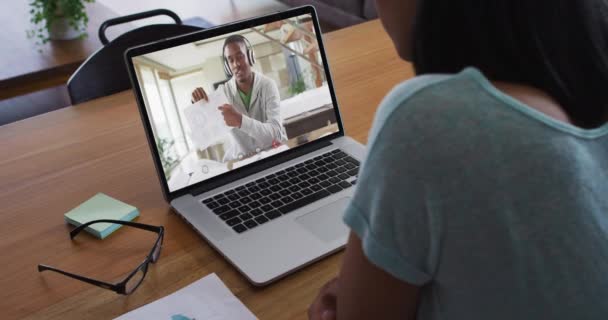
[38,219,164,295]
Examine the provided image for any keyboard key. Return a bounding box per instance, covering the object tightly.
[329,177,340,184]
[267,178,279,184]
[326,170,338,177]
[226,217,242,226]
[282,195,294,203]
[239,213,253,220]
[339,181,352,189]
[313,155,324,160]
[301,188,313,195]
[225,189,236,195]
[287,171,298,177]
[317,166,328,173]
[335,166,347,173]
[269,193,281,200]
[213,194,226,200]
[266,210,282,220]
[213,205,231,214]
[338,173,350,180]
[266,173,277,179]
[271,200,284,208]
[255,178,266,183]
[245,182,256,187]
[233,224,247,233]
[237,205,251,213]
[259,197,272,204]
[248,186,260,193]
[240,196,252,204]
[320,181,331,188]
[276,170,286,175]
[348,169,358,176]
[279,189,291,196]
[259,189,271,196]
[310,185,322,191]
[249,200,261,208]
[250,208,264,216]
[335,159,347,166]
[278,190,331,214]
[236,186,246,191]
[345,163,357,170]
[308,177,320,184]
[255,215,269,224]
[237,190,251,197]
[261,204,273,212]
[202,198,214,204]
[288,185,301,192]
[279,181,291,188]
[332,152,347,159]
[300,173,311,180]
[327,184,343,194]
[289,177,302,184]
[286,167,296,172]
[299,181,311,188]
[331,149,342,154]
[250,192,261,199]
[326,163,338,169]
[227,194,239,201]
[277,175,289,181]
[309,169,320,176]
[219,210,240,220]
[291,192,303,199]
[206,201,219,209]
[296,168,307,174]
[295,163,305,168]
[318,174,329,180]
[244,219,258,229]
[305,159,314,164]
[258,182,270,189]
[305,164,317,170]
[229,200,242,208]
[344,156,360,165]
[270,185,281,192]
[217,198,230,205]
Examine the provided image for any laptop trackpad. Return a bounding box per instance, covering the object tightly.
[296,197,350,243]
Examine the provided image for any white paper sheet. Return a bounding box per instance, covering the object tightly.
[183,90,232,150]
[115,273,257,320]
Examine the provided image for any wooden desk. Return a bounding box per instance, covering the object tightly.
[0,1,126,99]
[0,20,413,320]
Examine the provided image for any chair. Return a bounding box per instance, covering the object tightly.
[67,9,203,105]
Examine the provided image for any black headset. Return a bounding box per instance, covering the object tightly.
[222,34,256,77]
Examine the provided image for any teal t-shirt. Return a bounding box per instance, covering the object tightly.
[343,67,608,319]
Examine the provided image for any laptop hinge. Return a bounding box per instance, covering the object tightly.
[190,139,333,196]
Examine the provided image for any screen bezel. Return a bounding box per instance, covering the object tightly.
[124,5,345,202]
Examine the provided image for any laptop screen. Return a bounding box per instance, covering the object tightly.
[130,12,341,193]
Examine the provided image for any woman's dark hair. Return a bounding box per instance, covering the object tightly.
[412,0,608,128]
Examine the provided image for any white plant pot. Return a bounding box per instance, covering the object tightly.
[48,18,82,40]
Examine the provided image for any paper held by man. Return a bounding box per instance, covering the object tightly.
[183,89,232,151]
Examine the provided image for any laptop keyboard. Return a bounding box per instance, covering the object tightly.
[201,149,360,234]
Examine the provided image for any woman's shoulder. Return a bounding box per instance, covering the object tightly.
[368,68,486,145]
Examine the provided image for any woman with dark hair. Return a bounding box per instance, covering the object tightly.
[309,0,608,319]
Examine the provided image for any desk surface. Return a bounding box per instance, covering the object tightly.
[0,20,413,320]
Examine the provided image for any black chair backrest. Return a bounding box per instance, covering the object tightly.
[67,9,203,105]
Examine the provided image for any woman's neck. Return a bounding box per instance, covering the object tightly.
[491,81,573,125]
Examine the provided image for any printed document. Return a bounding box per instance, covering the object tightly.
[183,90,232,150]
[115,273,256,320]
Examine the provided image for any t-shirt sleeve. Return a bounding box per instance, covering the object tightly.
[343,77,447,286]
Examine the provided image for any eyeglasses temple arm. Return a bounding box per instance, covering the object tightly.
[38,264,118,291]
[70,219,162,239]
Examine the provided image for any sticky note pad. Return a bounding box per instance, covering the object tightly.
[64,193,139,239]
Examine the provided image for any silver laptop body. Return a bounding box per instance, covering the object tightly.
[125,6,365,285]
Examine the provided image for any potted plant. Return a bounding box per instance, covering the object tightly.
[28,0,95,44]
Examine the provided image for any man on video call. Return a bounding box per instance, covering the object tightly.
[191,34,287,162]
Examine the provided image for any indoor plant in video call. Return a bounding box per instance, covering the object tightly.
[28,0,94,44]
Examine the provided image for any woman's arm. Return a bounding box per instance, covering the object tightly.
[310,231,421,320]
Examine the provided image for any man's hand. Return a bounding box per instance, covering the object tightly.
[308,277,338,320]
[191,87,209,103]
[218,104,243,128]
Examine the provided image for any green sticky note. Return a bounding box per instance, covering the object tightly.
[64,193,139,239]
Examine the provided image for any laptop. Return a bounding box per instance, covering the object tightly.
[124,5,365,285]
